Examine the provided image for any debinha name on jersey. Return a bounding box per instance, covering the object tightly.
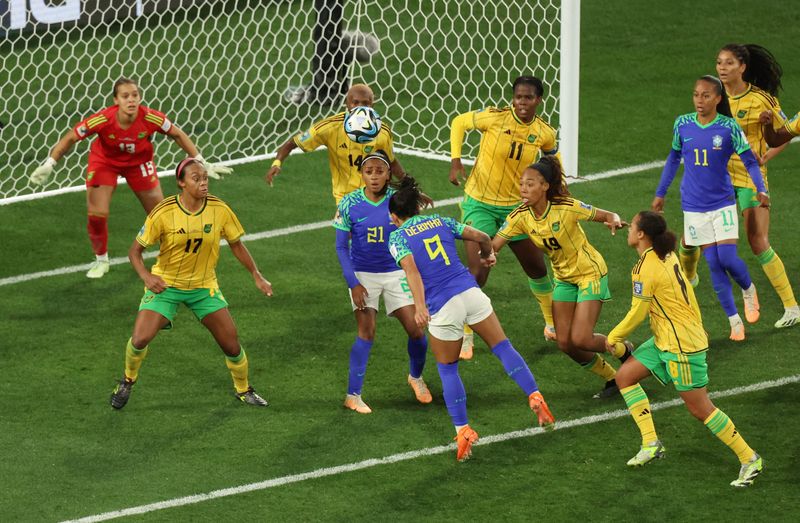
[403,218,443,236]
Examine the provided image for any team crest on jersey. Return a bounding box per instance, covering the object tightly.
[527,134,536,143]
[364,146,373,153]
[712,135,723,149]
[552,221,561,232]
[204,224,212,233]
[138,132,147,139]
[633,281,644,297]
[737,110,747,119]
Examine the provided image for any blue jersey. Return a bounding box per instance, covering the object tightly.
[388,214,478,314]
[333,187,397,273]
[656,113,764,212]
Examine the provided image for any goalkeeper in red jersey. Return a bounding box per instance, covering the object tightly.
[29,77,231,279]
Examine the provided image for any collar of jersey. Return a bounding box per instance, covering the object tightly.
[399,214,427,229]
[359,187,389,207]
[511,107,537,126]
[692,112,722,129]
[530,201,551,221]
[176,194,207,215]
[726,82,752,101]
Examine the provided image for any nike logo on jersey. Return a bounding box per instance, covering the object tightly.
[356,216,369,223]
[683,137,693,143]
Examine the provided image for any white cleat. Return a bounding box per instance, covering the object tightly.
[774,307,800,329]
[86,260,110,279]
[459,333,474,360]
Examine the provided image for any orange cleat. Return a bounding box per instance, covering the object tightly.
[729,320,745,342]
[407,375,433,404]
[459,333,474,360]
[454,425,479,462]
[528,391,555,430]
[343,394,372,414]
[742,285,760,324]
[543,325,557,343]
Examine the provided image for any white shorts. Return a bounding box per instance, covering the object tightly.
[428,287,494,341]
[349,270,414,315]
[683,204,739,246]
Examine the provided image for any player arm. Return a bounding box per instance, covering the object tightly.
[398,254,430,327]
[266,137,301,186]
[449,111,476,185]
[165,124,200,157]
[737,149,767,194]
[334,228,360,289]
[591,208,626,235]
[128,239,167,294]
[227,239,273,296]
[461,225,496,266]
[607,297,650,344]
[50,128,80,162]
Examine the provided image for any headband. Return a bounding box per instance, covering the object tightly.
[176,157,199,180]
[359,151,391,171]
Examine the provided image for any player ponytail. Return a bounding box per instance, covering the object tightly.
[529,155,570,202]
[113,77,140,98]
[720,43,782,96]
[389,175,423,219]
[698,75,731,118]
[513,75,544,98]
[635,211,676,260]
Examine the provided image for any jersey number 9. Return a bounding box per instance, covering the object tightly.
[423,235,451,265]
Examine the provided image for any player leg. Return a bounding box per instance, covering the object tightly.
[742,204,799,328]
[615,338,665,466]
[702,242,745,340]
[85,172,115,278]
[343,276,380,413]
[508,238,555,342]
[197,289,267,406]
[458,199,494,359]
[570,296,620,398]
[678,238,701,287]
[468,291,554,430]
[392,304,432,404]
[126,161,164,214]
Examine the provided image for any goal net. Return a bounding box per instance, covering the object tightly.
[1,0,568,203]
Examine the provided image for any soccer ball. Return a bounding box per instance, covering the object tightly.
[344,106,382,144]
[342,30,381,63]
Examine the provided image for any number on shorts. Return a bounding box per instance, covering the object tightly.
[423,234,451,265]
[720,208,735,227]
[367,226,384,243]
[673,264,690,305]
[139,161,155,177]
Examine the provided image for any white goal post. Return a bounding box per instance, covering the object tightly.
[1,0,579,204]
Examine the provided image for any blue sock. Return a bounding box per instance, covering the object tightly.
[407,336,428,379]
[437,361,468,426]
[347,337,373,395]
[716,244,752,290]
[704,246,738,317]
[491,339,539,395]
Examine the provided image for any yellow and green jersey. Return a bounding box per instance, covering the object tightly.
[727,84,786,190]
[497,198,606,284]
[608,248,708,354]
[783,111,800,136]
[136,195,245,290]
[294,112,395,204]
[452,107,558,206]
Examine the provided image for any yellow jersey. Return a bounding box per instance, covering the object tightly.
[608,248,708,354]
[784,111,800,136]
[726,84,786,190]
[294,112,396,203]
[497,198,606,284]
[453,107,558,206]
[136,195,245,290]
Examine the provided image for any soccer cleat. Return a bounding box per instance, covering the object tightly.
[742,285,760,324]
[407,375,433,404]
[627,441,666,466]
[543,325,557,342]
[343,393,372,414]
[730,453,763,487]
[688,274,699,288]
[86,260,110,279]
[110,377,134,409]
[528,391,555,430]
[729,319,745,342]
[236,387,268,406]
[459,333,474,360]
[454,425,479,462]
[774,307,800,329]
[593,379,620,399]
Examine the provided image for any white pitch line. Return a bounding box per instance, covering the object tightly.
[62,373,800,523]
[0,159,661,287]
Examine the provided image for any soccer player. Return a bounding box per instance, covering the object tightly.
[333,151,431,413]
[449,75,557,359]
[607,211,762,487]
[714,44,798,328]
[388,176,555,462]
[492,155,631,399]
[109,158,271,409]
[29,77,231,279]
[760,109,799,147]
[653,75,769,341]
[265,83,405,204]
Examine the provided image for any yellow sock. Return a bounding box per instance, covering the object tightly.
[620,384,658,445]
[757,248,798,308]
[679,243,700,282]
[583,354,616,381]
[528,276,554,327]
[464,324,473,337]
[124,338,148,382]
[704,408,755,464]
[226,349,250,394]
